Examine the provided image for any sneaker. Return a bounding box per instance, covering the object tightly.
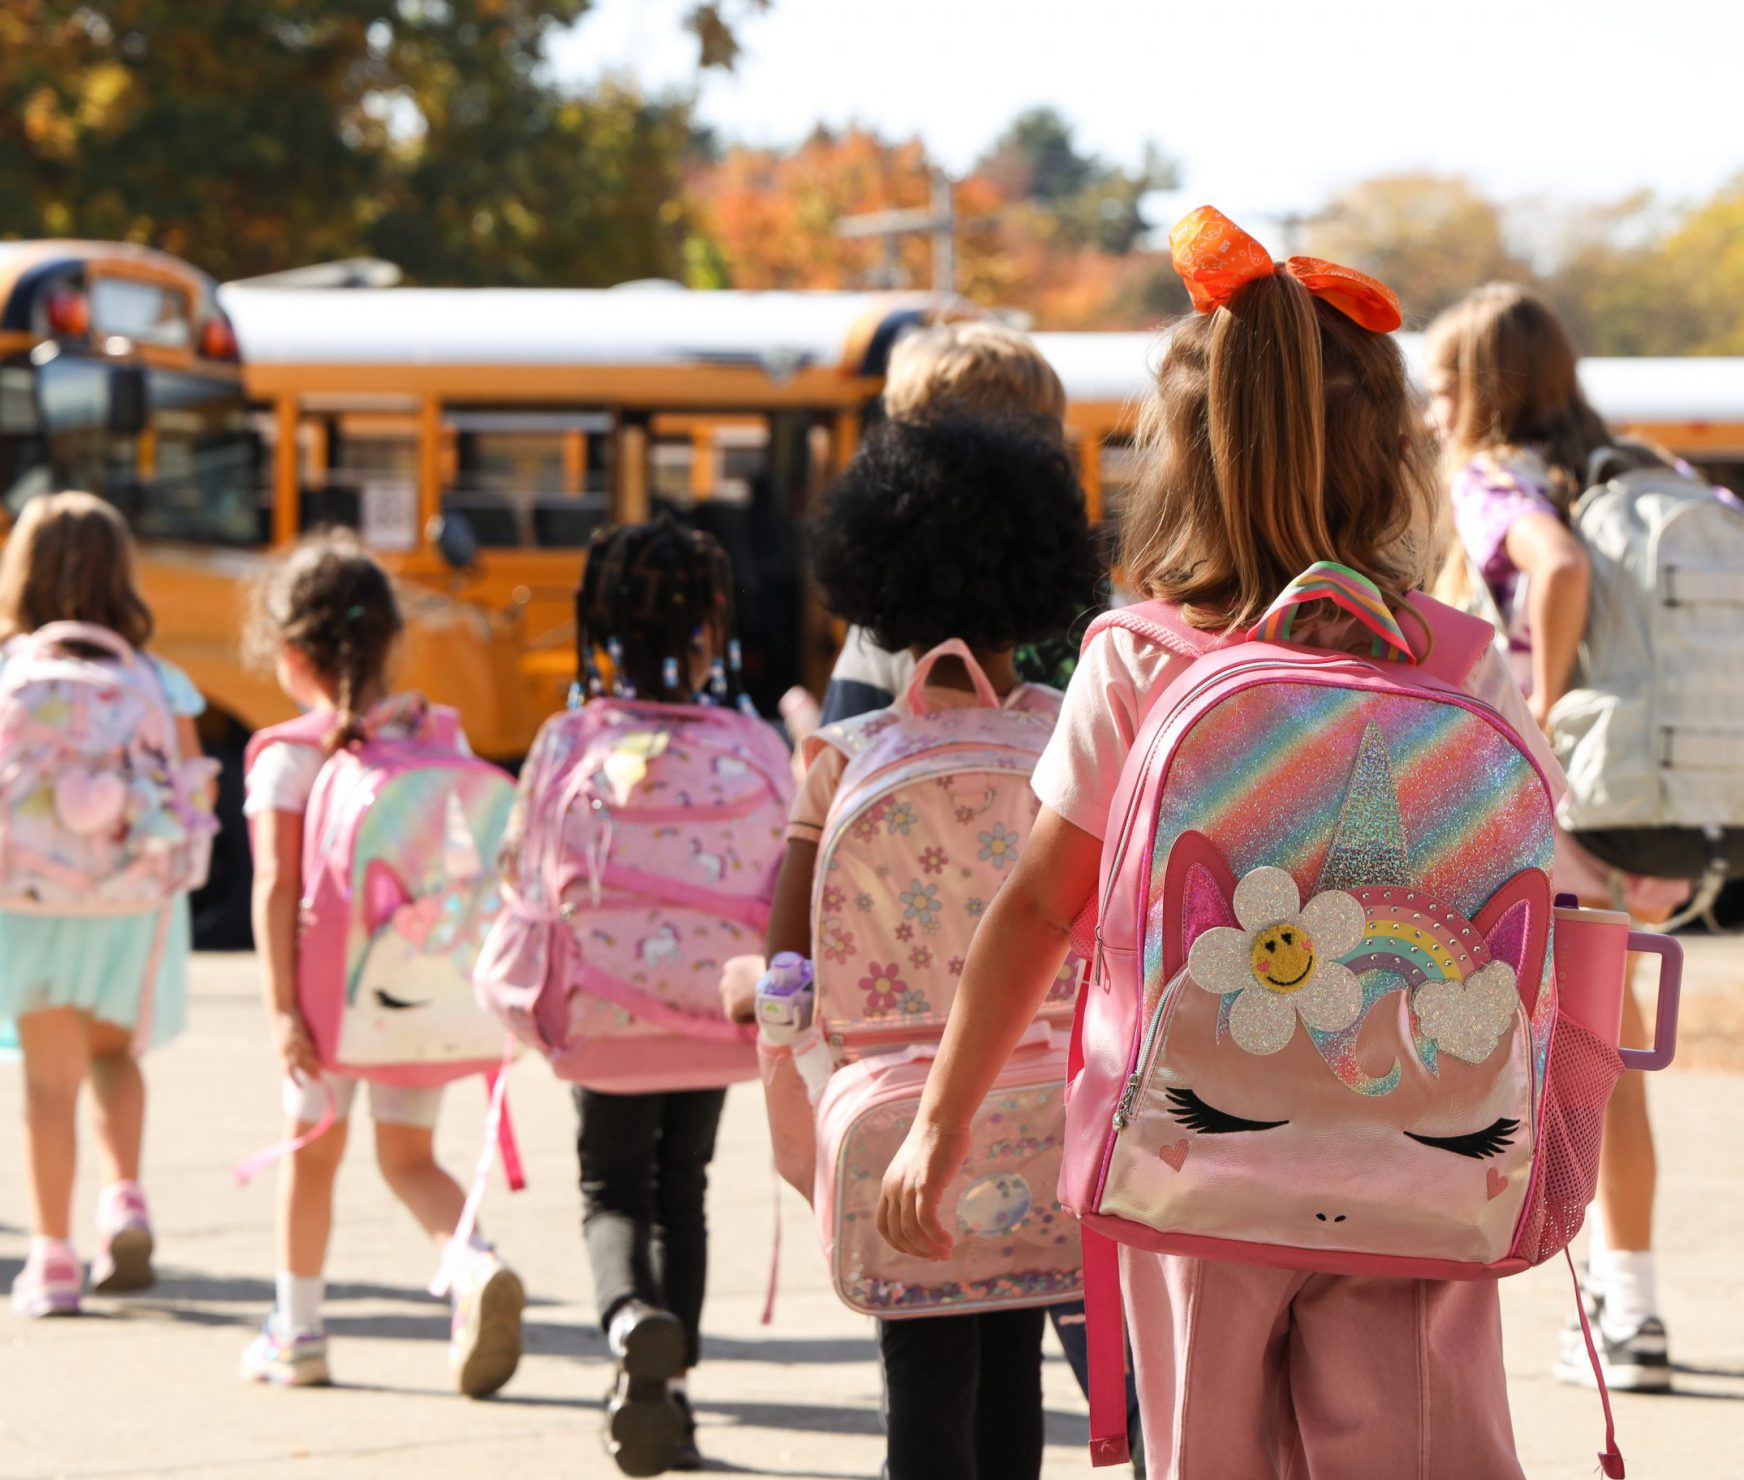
[10,1244,82,1318]
[603,1301,687,1477]
[670,1388,704,1472]
[241,1321,331,1387]
[91,1181,155,1295]
[1554,1296,1672,1394]
[450,1253,525,1399]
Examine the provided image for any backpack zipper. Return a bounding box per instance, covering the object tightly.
[1110,971,1182,1129]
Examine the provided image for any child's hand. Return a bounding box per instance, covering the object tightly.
[719,953,765,1024]
[876,1118,973,1261]
[272,1009,321,1081]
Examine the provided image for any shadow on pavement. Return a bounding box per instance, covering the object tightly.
[702,1332,876,1365]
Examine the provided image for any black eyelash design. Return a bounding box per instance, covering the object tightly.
[1404,1117,1521,1160]
[1166,1087,1288,1135]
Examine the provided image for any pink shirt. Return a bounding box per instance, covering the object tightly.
[1031,618,1565,842]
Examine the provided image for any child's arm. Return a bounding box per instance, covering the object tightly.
[764,839,818,961]
[877,806,1101,1259]
[1504,511,1590,730]
[249,810,319,1081]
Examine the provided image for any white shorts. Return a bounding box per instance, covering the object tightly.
[282,1073,443,1129]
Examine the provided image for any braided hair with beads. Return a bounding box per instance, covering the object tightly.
[245,531,404,753]
[576,518,749,710]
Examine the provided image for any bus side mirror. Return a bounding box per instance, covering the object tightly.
[429,511,479,571]
[107,365,148,437]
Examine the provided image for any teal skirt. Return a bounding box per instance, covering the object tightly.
[0,900,192,1052]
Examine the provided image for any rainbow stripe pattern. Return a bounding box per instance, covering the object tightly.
[1247,561,1414,662]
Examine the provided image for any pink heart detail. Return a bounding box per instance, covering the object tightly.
[1159,1139,1189,1172]
[391,896,443,950]
[53,770,127,835]
[1485,1167,1508,1201]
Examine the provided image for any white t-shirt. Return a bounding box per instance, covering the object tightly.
[1031,623,1565,841]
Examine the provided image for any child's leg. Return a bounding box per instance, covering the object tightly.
[373,1121,466,1246]
[280,1114,349,1278]
[576,1086,664,1333]
[878,1314,980,1480]
[1121,1247,1294,1479]
[973,1307,1047,1480]
[1284,1275,1522,1480]
[15,1007,89,1241]
[85,1016,144,1186]
[650,1087,727,1371]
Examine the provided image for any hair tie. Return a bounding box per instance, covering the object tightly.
[345,604,365,621]
[1169,205,1402,333]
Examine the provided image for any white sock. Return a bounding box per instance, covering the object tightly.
[1585,1206,1609,1285]
[275,1273,324,1336]
[1595,1249,1659,1340]
[29,1234,75,1262]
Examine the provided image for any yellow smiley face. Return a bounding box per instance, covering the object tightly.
[1249,924,1318,993]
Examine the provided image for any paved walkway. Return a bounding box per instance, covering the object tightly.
[2,941,1740,1478]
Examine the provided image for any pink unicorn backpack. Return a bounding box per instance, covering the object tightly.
[1062,566,1682,1472]
[0,622,220,1047]
[474,697,792,1090]
[783,641,1083,1318]
[244,702,517,1088]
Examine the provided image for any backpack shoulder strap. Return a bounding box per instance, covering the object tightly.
[244,710,332,777]
[1402,591,1495,689]
[425,704,462,750]
[1081,600,1220,660]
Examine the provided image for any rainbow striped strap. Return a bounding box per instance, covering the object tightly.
[1248,562,1416,663]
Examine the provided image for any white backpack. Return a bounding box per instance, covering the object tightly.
[1549,454,1744,907]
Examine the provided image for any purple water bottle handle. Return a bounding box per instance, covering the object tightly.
[1618,932,1682,1072]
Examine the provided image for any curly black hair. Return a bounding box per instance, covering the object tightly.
[807,414,1099,655]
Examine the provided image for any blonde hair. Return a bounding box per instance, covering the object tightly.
[1121,274,1440,630]
[883,320,1067,434]
[1424,283,1613,513]
[0,492,154,647]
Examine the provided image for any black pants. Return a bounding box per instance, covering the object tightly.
[877,1307,1047,1480]
[575,1086,727,1370]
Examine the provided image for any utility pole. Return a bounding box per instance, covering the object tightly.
[836,168,957,295]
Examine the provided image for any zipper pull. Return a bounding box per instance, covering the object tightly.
[1111,1071,1142,1130]
[1090,925,1106,986]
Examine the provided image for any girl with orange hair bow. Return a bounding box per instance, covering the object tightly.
[877,208,1551,1478]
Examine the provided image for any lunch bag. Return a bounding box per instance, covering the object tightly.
[474,697,791,1091]
[1060,566,1682,1472]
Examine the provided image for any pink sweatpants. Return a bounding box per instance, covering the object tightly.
[1120,1248,1525,1480]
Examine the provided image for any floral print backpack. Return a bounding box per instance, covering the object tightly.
[782,640,1082,1317]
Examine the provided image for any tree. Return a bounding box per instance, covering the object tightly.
[0,1,758,285]
[1300,175,1532,327]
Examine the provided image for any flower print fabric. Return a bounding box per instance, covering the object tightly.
[1186,867,1365,1055]
[978,822,1020,871]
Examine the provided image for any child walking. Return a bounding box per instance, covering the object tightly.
[1,493,210,1317]
[240,531,522,1393]
[879,209,1560,1479]
[768,413,1099,1480]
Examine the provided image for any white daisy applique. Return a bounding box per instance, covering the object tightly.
[1186,867,1365,1055]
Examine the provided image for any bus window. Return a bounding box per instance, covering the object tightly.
[132,370,259,546]
[34,352,139,504]
[301,413,418,545]
[446,408,612,549]
[0,362,51,513]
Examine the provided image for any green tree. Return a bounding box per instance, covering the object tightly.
[0,1,754,285]
[977,106,1175,255]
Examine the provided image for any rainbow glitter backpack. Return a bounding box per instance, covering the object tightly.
[1061,567,1682,1473]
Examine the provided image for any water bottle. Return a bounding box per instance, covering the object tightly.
[755,952,815,1045]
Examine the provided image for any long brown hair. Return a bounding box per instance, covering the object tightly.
[1121,272,1439,630]
[245,530,403,752]
[1424,282,1615,512]
[0,492,154,646]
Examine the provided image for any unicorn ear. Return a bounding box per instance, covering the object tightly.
[363,859,413,933]
[1472,868,1551,1014]
[442,790,483,881]
[1161,830,1239,978]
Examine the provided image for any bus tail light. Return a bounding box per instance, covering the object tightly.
[46,289,91,337]
[201,316,240,361]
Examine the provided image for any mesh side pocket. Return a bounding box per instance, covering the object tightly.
[1515,1014,1623,1267]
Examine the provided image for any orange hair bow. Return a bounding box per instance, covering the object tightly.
[1168,205,1402,334]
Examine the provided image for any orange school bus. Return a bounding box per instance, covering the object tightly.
[217,281,965,733]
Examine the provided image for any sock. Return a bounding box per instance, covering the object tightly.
[1595,1249,1658,1340]
[29,1234,75,1264]
[275,1273,324,1336]
[1585,1206,1609,1289]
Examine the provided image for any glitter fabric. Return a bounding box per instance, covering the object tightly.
[1316,723,1409,893]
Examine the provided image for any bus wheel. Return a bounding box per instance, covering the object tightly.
[191,715,254,951]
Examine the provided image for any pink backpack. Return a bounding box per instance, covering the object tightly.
[244,702,517,1088]
[768,642,1083,1318]
[474,697,792,1091]
[1062,567,1683,1472]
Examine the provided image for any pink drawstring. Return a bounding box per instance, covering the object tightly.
[760,1157,781,1326]
[1564,1247,1626,1477]
[430,1044,521,1297]
[232,1078,338,1186]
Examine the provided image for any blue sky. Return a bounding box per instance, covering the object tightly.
[549,0,1742,232]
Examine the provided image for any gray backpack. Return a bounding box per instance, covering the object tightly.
[1549,451,1744,907]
